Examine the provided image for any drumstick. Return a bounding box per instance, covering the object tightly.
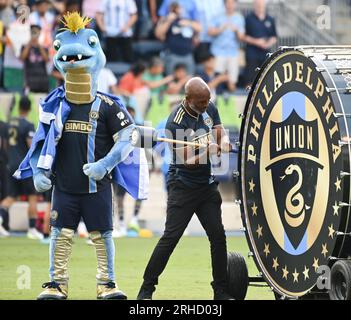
[156,137,208,148]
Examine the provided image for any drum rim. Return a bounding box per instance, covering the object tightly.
[238,46,346,298]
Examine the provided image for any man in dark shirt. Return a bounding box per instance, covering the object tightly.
[0,120,9,237]
[20,24,49,93]
[137,77,234,300]
[0,96,42,239]
[0,120,8,200]
[244,0,277,86]
[155,1,201,75]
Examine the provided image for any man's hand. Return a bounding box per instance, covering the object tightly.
[208,143,221,156]
[83,162,107,181]
[33,171,52,193]
[220,141,233,153]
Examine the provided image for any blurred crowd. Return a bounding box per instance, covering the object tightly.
[0,0,277,97]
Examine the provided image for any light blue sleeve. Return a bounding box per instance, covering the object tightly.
[97,125,135,173]
[237,14,245,34]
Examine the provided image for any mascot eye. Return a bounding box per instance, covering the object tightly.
[53,40,61,51]
[88,36,98,47]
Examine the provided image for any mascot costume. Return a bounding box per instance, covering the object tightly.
[14,12,149,300]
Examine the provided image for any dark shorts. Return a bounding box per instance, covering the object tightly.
[51,186,113,232]
[0,163,8,200]
[7,173,36,198]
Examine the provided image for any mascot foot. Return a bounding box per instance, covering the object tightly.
[37,282,68,300]
[97,282,127,300]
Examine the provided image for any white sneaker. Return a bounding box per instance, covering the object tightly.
[112,229,123,238]
[112,222,127,238]
[128,217,140,232]
[0,221,10,238]
[27,228,44,240]
[0,227,10,238]
[77,221,89,238]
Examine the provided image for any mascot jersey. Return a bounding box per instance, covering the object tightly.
[55,96,132,194]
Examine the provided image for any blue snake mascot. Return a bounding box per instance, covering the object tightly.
[14,12,149,300]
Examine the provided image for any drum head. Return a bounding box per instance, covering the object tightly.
[239,48,343,298]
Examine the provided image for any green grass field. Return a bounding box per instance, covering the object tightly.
[0,236,274,300]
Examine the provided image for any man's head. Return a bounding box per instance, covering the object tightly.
[131,61,146,77]
[201,53,215,71]
[0,0,8,10]
[225,0,237,15]
[254,0,266,15]
[65,0,81,13]
[35,0,50,15]
[148,57,164,76]
[169,1,181,17]
[30,24,41,40]
[173,63,188,81]
[19,96,32,114]
[185,77,211,114]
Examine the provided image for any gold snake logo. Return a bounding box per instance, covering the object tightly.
[280,164,310,228]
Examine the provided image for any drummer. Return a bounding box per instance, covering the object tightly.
[137,77,234,300]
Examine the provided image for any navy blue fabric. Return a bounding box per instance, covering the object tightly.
[51,186,113,232]
[245,12,277,60]
[166,102,221,187]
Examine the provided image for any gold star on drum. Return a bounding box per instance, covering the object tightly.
[237,46,351,300]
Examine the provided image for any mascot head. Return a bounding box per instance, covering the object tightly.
[53,12,106,104]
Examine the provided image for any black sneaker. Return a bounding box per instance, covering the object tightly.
[214,289,235,300]
[137,285,154,300]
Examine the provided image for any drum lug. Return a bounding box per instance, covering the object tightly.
[338,202,351,207]
[235,141,241,148]
[239,113,246,119]
[334,113,351,118]
[234,199,242,206]
[239,227,246,233]
[245,86,252,92]
[340,171,351,178]
[248,252,254,258]
[326,87,337,93]
[316,67,326,72]
[335,231,351,236]
[255,68,261,72]
[232,171,240,178]
[339,140,351,147]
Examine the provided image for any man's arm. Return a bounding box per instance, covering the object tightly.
[155,14,176,41]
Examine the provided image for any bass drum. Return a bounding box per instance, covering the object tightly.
[238,46,351,299]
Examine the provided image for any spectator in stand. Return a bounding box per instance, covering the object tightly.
[193,0,225,63]
[244,0,277,86]
[3,7,30,91]
[0,119,8,237]
[148,0,163,26]
[158,0,198,21]
[0,0,15,86]
[119,61,148,95]
[29,0,56,57]
[142,57,174,96]
[208,0,245,92]
[96,0,138,63]
[21,24,49,93]
[167,63,190,95]
[97,66,131,97]
[155,1,201,75]
[197,53,229,98]
[82,0,100,31]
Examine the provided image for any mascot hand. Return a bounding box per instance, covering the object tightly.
[83,162,107,181]
[33,171,52,193]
